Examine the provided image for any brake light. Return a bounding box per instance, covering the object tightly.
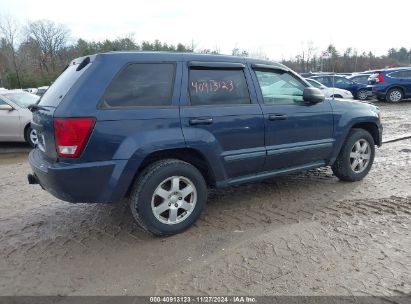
[376,73,384,83]
[54,117,95,158]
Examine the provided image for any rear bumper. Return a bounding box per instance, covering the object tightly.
[367,85,385,98]
[28,149,134,203]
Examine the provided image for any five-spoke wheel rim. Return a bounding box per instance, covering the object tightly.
[29,129,38,146]
[389,90,402,102]
[350,139,371,173]
[151,176,197,225]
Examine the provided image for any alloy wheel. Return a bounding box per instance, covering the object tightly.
[349,139,371,173]
[151,176,197,225]
[389,90,402,102]
[29,129,38,146]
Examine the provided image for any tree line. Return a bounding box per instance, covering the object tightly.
[0,15,194,89]
[1,15,410,89]
[281,43,411,73]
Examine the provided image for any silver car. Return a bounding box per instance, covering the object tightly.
[0,90,40,147]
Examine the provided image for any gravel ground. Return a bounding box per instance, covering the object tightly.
[0,101,410,296]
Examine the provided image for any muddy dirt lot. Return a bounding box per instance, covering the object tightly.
[0,101,410,296]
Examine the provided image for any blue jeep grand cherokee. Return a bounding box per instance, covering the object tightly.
[28,52,383,235]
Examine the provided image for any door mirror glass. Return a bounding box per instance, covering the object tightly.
[303,87,325,103]
[0,104,13,111]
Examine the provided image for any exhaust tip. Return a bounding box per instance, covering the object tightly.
[28,174,38,185]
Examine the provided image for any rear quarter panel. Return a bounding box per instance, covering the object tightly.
[53,54,186,201]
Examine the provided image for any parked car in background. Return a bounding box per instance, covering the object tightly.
[36,86,49,97]
[309,75,369,100]
[368,67,411,103]
[347,74,372,85]
[305,78,353,99]
[0,90,40,147]
[24,88,39,94]
[28,52,382,236]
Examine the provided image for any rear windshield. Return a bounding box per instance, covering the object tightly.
[39,58,91,107]
[369,73,379,79]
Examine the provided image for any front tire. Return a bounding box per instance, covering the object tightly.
[129,159,207,236]
[332,128,375,182]
[386,88,403,103]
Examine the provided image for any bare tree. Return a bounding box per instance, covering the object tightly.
[25,19,70,75]
[0,15,22,87]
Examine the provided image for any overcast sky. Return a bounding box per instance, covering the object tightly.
[0,0,409,60]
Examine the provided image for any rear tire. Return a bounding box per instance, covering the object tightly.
[129,159,207,236]
[386,88,403,103]
[332,128,375,182]
[356,89,368,101]
[24,127,38,148]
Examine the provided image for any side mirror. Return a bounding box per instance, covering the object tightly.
[319,85,326,89]
[0,104,13,111]
[303,87,325,103]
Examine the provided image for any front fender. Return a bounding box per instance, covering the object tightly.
[329,100,381,164]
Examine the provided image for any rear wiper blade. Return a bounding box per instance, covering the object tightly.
[28,104,49,112]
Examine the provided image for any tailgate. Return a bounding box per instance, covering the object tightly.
[31,55,95,160]
[31,107,57,160]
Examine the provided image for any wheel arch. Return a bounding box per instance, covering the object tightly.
[125,148,217,198]
[386,85,405,95]
[330,120,381,165]
[350,122,381,146]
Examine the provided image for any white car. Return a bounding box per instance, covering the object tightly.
[0,90,40,147]
[305,78,353,99]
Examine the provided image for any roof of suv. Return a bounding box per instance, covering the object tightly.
[382,67,411,72]
[98,51,283,67]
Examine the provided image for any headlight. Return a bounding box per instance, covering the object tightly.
[378,111,383,121]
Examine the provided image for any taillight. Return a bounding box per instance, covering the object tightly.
[54,117,95,158]
[376,73,384,83]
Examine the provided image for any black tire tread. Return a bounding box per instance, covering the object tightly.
[24,126,35,148]
[332,128,375,182]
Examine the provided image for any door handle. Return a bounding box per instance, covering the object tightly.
[268,114,287,121]
[189,117,214,125]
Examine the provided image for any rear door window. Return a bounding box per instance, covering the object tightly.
[188,69,251,106]
[353,76,368,84]
[333,77,352,85]
[389,71,404,79]
[101,63,175,108]
[314,77,330,86]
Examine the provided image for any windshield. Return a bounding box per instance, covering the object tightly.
[2,92,40,108]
